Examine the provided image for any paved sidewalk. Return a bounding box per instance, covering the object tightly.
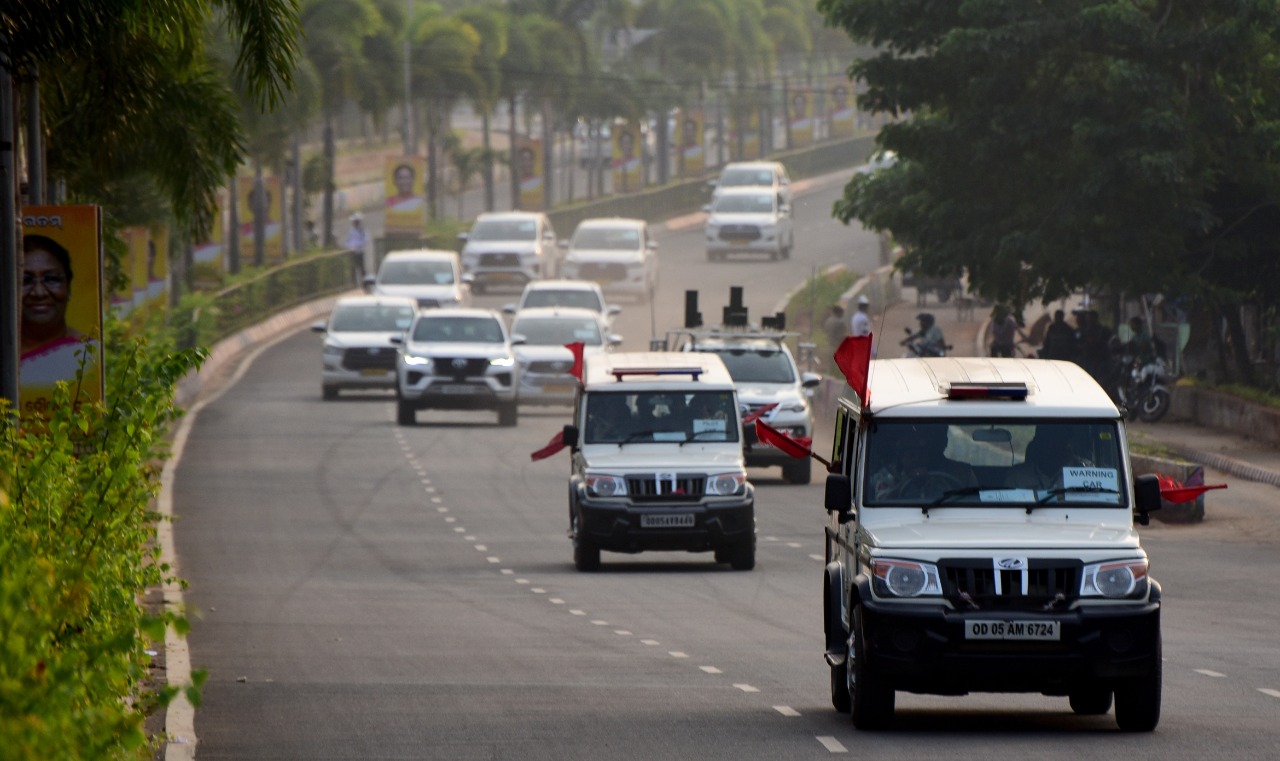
[876,286,1280,491]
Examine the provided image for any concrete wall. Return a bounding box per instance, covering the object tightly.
[1170,386,1280,447]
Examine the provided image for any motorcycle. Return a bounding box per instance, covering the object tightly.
[1113,354,1172,422]
[900,327,951,358]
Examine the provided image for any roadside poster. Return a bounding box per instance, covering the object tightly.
[516,138,544,210]
[146,225,169,310]
[732,110,760,161]
[790,90,813,148]
[385,155,426,233]
[113,226,145,318]
[18,205,105,420]
[680,110,704,177]
[237,175,284,264]
[829,77,856,138]
[612,120,643,192]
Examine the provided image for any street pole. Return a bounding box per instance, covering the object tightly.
[402,0,413,156]
[1,57,19,420]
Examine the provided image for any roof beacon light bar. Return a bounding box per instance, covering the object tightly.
[611,367,705,381]
[946,382,1029,401]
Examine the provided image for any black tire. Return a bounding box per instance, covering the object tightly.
[498,401,519,427]
[1138,389,1171,423]
[322,386,338,401]
[1069,686,1113,715]
[571,513,600,571]
[783,458,812,485]
[849,606,895,730]
[728,538,755,571]
[1114,635,1161,732]
[396,399,416,426]
[828,582,851,713]
[831,658,851,713]
[714,547,731,564]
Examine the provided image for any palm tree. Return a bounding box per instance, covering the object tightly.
[455,4,510,212]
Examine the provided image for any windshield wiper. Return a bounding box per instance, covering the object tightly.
[1035,485,1120,506]
[618,430,660,446]
[924,486,988,513]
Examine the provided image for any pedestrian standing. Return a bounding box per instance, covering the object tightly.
[850,294,872,337]
[1040,309,1078,361]
[345,212,370,278]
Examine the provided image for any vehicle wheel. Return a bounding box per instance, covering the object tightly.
[1069,686,1113,715]
[728,537,755,571]
[396,399,416,426]
[828,585,851,713]
[571,513,600,572]
[498,401,519,427]
[322,386,338,401]
[706,251,718,262]
[783,458,812,485]
[1114,635,1161,731]
[831,658,851,714]
[1138,389,1171,423]
[848,606,895,730]
[714,547,731,564]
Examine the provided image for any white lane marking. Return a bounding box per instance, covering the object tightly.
[614,630,632,636]
[549,598,565,605]
[641,640,660,646]
[774,706,800,717]
[817,736,847,753]
[425,486,436,493]
[436,507,448,513]
[445,516,456,523]
[474,544,487,551]
[453,527,465,533]
[570,610,586,616]
[531,588,546,594]
[515,579,530,585]
[669,651,689,659]
[1195,669,1226,678]
[500,569,514,575]
[1260,688,1280,699]
[700,666,723,674]
[809,554,824,562]
[787,542,802,548]
[764,536,779,542]
[419,478,431,484]
[486,557,501,564]
[591,620,609,626]
[464,535,476,541]
[431,497,442,503]
[733,684,759,693]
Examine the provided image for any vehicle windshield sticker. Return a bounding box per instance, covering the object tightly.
[1063,467,1121,502]
[653,431,686,442]
[693,418,726,433]
[979,488,1036,503]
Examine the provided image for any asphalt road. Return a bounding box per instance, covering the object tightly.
[174,179,1280,759]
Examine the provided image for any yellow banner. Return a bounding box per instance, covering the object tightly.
[385,156,426,233]
[517,139,544,210]
[19,205,105,419]
[829,78,857,138]
[679,110,704,177]
[789,90,813,148]
[612,120,643,192]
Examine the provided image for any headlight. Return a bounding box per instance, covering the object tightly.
[403,355,432,368]
[323,344,344,357]
[585,474,627,497]
[490,356,515,367]
[706,472,746,496]
[1081,559,1148,599]
[870,558,943,598]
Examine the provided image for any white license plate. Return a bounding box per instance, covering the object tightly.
[439,384,482,395]
[539,383,573,394]
[965,620,1060,641]
[640,513,695,528]
[360,368,388,377]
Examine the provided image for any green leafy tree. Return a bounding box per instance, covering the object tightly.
[455,4,510,212]
[819,0,1280,381]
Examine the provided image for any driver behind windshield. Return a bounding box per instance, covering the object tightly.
[869,424,977,500]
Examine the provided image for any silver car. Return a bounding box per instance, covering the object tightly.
[457,212,559,293]
[560,217,658,301]
[703,187,794,261]
[511,307,621,406]
[365,249,471,309]
[393,308,522,426]
[312,295,417,400]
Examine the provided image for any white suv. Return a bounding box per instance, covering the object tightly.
[709,160,792,205]
[312,295,416,400]
[681,331,820,484]
[393,308,522,427]
[365,249,471,309]
[703,187,794,261]
[561,352,755,571]
[457,211,559,293]
[560,217,658,300]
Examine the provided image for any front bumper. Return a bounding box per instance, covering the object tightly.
[322,347,399,390]
[518,371,577,405]
[574,491,754,554]
[562,262,648,294]
[398,371,517,409]
[858,591,1162,694]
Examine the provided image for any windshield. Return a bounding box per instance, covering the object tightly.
[522,289,603,312]
[705,347,795,383]
[862,420,1126,507]
[713,193,775,214]
[468,218,538,242]
[329,304,414,332]
[572,226,641,250]
[411,316,505,344]
[584,391,738,444]
[512,316,602,346]
[719,168,776,188]
[378,259,455,285]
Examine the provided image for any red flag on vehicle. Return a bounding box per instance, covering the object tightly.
[755,419,823,465]
[565,342,585,383]
[742,402,778,424]
[834,334,873,408]
[1156,468,1226,503]
[530,429,567,462]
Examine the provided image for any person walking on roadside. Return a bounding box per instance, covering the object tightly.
[823,304,849,347]
[985,304,1025,357]
[345,212,369,253]
[1040,309,1078,361]
[850,294,872,337]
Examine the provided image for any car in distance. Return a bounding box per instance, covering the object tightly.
[364,249,471,309]
[560,217,658,301]
[708,160,792,205]
[457,211,560,293]
[511,306,621,405]
[502,280,621,326]
[312,295,417,400]
[703,187,794,261]
[393,308,522,426]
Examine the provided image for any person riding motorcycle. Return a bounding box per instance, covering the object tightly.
[901,312,948,357]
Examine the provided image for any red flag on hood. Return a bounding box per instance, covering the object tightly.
[565,342,585,383]
[833,334,873,408]
[742,402,778,425]
[755,419,826,467]
[530,429,567,462]
[1156,469,1226,503]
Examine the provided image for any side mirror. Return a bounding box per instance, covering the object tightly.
[706,179,718,189]
[310,321,327,334]
[779,204,791,215]
[456,232,469,242]
[362,274,376,293]
[1133,473,1163,526]
[608,334,623,346]
[502,303,517,315]
[607,304,622,317]
[647,240,658,250]
[461,272,475,284]
[510,333,527,346]
[824,473,852,518]
[559,239,570,249]
[389,335,404,345]
[562,424,580,449]
[801,372,822,389]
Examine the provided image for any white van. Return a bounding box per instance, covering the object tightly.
[561,352,755,571]
[821,358,1164,731]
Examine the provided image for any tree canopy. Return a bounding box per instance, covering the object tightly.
[818,0,1280,310]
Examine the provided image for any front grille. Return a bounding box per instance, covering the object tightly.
[626,474,707,502]
[941,558,1080,610]
[719,224,760,241]
[479,252,521,268]
[341,346,397,371]
[580,262,628,281]
[436,357,490,380]
[528,360,573,374]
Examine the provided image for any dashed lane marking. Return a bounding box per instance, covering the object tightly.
[1195,669,1226,678]
[641,640,660,646]
[531,588,546,594]
[549,598,565,605]
[669,652,689,659]
[486,557,501,564]
[1260,688,1280,699]
[774,706,800,717]
[500,569,514,575]
[473,544,486,551]
[700,666,723,674]
[817,736,847,753]
[570,610,586,616]
[515,579,530,585]
[591,620,609,626]
[809,554,824,562]
[733,684,759,693]
[614,630,632,636]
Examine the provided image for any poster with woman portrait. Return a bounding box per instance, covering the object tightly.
[516,139,544,210]
[612,120,643,192]
[19,205,105,419]
[385,156,426,234]
[237,175,284,263]
[790,90,813,148]
[679,110,704,177]
[829,77,857,138]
